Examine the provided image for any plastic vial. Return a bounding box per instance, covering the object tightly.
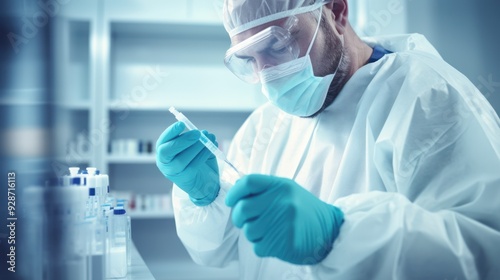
[106,208,128,278]
[127,215,132,267]
[114,199,132,266]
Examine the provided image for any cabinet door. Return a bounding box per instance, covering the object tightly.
[110,22,265,111]
[53,18,93,170]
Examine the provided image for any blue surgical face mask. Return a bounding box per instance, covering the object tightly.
[259,7,343,117]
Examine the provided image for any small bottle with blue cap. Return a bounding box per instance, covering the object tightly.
[106,206,128,278]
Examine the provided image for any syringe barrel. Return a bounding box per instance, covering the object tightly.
[199,134,225,158]
[169,106,228,161]
[178,114,198,130]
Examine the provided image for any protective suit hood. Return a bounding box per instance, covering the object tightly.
[222,0,331,37]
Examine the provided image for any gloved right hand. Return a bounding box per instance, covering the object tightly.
[226,174,344,264]
[156,121,220,206]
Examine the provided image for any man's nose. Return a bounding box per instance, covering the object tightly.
[252,54,276,72]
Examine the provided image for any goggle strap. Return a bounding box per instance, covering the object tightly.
[306,5,324,56]
[284,16,299,32]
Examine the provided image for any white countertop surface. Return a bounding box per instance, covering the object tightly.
[106,242,155,280]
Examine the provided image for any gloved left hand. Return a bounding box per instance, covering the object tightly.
[225,174,344,265]
[156,121,220,206]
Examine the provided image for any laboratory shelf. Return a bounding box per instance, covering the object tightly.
[107,155,156,164]
[54,156,91,165]
[55,101,92,110]
[110,21,227,38]
[128,211,174,219]
[108,103,261,113]
[108,103,170,112]
[108,102,261,113]
[1,88,54,105]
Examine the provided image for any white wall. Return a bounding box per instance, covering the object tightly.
[405,0,500,114]
[349,0,408,36]
[349,0,500,115]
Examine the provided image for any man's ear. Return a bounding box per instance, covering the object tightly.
[324,0,348,34]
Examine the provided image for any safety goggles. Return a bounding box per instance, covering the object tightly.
[224,17,300,84]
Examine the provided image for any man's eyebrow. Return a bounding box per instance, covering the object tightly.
[230,25,298,57]
[234,53,253,60]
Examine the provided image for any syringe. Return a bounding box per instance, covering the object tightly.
[169,107,244,179]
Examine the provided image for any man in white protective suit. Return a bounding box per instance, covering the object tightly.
[156,0,500,279]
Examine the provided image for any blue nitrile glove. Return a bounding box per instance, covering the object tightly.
[156,121,220,206]
[225,174,344,265]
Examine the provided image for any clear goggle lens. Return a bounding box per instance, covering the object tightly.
[224,19,300,84]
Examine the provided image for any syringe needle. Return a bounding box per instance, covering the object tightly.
[224,160,244,177]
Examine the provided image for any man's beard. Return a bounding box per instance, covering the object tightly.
[308,20,351,118]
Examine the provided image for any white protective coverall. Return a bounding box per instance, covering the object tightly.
[172,34,500,279]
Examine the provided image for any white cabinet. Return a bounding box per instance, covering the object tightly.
[54,1,257,279]
[54,0,264,184]
[109,22,263,112]
[53,19,93,168]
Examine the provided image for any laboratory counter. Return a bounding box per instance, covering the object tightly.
[110,242,155,280]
